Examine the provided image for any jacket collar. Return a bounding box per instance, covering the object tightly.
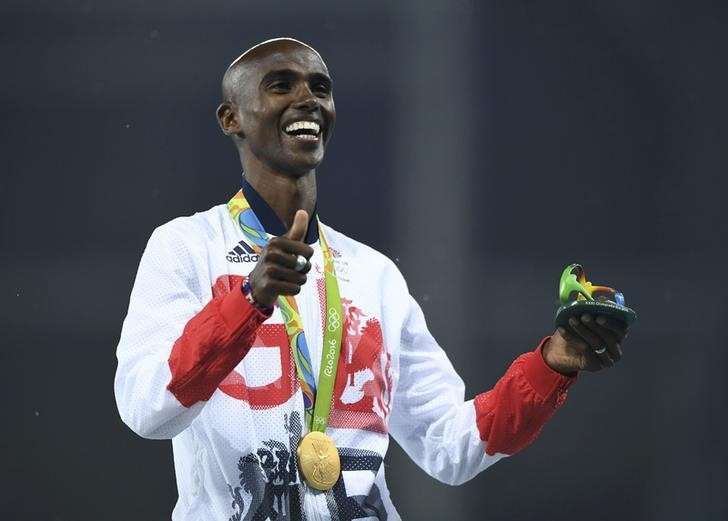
[241,176,320,245]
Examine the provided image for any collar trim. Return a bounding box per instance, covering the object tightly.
[241,176,319,245]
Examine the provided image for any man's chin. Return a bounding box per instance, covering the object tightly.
[279,151,325,176]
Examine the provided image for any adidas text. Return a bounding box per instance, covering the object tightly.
[227,240,260,263]
[226,253,259,263]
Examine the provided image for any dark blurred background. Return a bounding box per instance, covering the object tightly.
[2,1,727,519]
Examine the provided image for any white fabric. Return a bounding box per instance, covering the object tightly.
[114,204,505,521]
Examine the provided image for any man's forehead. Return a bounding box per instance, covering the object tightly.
[253,50,329,78]
[228,38,328,76]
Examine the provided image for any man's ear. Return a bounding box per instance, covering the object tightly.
[216,102,243,136]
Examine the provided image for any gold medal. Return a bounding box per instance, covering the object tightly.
[297,431,341,491]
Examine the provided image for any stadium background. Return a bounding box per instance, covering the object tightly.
[1,1,726,519]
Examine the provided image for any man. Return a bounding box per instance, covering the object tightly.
[114,38,629,520]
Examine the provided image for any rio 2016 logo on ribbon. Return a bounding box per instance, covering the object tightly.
[323,338,338,377]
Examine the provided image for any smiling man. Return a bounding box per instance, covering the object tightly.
[114,38,629,520]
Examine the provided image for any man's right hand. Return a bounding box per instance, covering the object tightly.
[247,210,313,308]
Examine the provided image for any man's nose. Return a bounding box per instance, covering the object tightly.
[291,84,318,111]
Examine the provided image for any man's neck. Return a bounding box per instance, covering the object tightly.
[240,153,317,230]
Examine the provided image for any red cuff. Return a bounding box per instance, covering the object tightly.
[219,281,273,329]
[474,336,578,456]
[521,336,578,402]
[167,277,271,407]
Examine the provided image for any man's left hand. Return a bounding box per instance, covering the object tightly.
[542,314,629,375]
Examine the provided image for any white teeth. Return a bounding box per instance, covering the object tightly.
[284,121,320,134]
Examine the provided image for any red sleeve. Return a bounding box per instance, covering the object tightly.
[474,336,578,456]
[167,276,272,407]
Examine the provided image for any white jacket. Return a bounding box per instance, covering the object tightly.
[114,189,577,521]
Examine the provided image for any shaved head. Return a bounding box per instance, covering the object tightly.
[222,38,328,103]
[215,36,336,177]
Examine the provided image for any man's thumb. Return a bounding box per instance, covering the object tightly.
[285,210,309,242]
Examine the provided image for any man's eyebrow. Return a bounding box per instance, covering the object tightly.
[260,68,332,85]
[309,72,332,86]
[260,69,297,84]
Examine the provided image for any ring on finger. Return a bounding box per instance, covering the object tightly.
[294,254,308,272]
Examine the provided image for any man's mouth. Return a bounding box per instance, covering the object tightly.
[282,120,322,142]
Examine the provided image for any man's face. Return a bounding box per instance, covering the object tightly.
[232,44,336,175]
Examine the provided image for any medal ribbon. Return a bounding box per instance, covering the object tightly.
[227,189,343,432]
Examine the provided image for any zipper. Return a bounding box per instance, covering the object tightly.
[302,248,327,521]
[305,245,324,382]
[303,485,327,521]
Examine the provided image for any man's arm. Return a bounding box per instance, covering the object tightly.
[473,336,577,457]
[114,224,270,439]
[387,268,577,486]
[115,211,314,439]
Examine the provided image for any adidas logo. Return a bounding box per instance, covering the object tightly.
[226,240,260,263]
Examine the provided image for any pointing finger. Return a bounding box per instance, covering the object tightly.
[268,238,314,260]
[266,250,312,272]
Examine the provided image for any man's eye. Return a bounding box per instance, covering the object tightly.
[313,83,331,96]
[269,81,290,92]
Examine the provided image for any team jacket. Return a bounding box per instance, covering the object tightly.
[114,180,578,521]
